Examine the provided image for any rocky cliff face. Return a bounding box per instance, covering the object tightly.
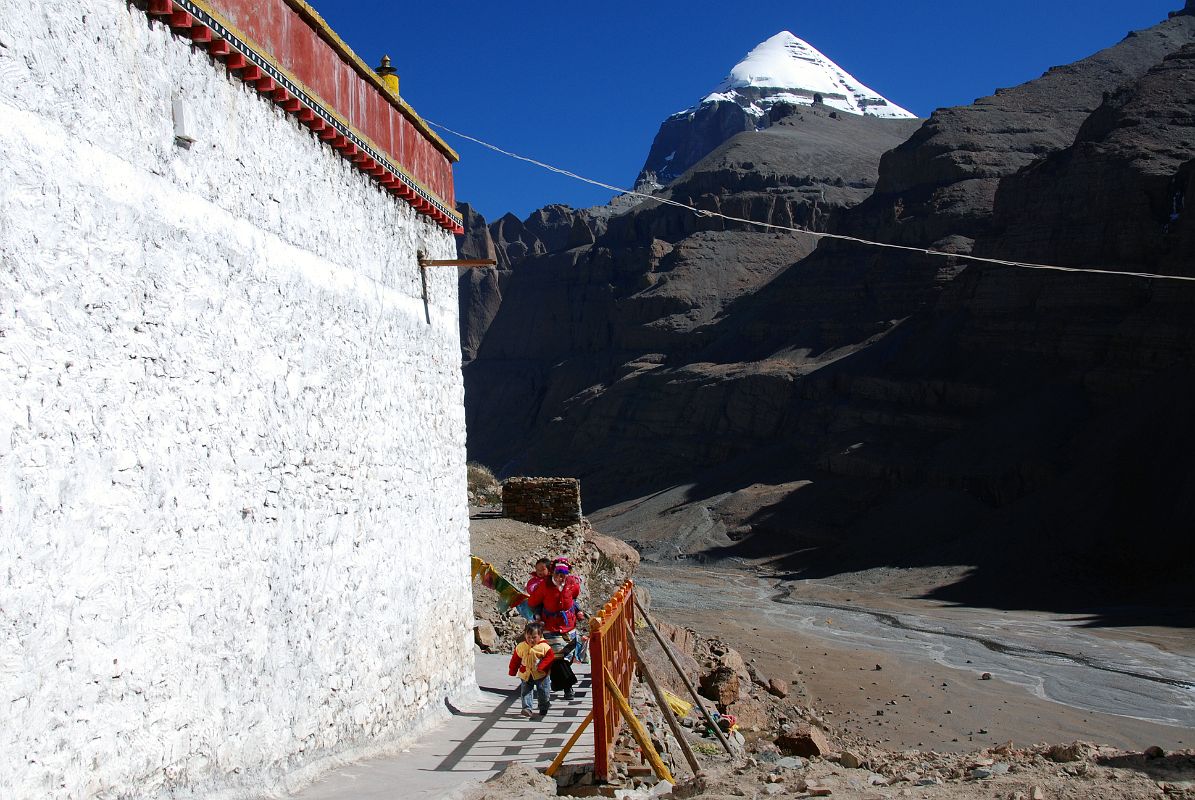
[841,10,1195,252]
[458,9,1195,608]
[980,45,1195,273]
[638,100,757,188]
[457,107,917,470]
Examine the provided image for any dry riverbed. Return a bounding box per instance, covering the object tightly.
[637,563,1194,754]
[465,509,1195,798]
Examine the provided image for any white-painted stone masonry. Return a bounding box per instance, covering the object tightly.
[0,1,474,797]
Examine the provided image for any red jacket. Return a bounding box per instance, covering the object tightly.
[524,574,546,595]
[527,575,582,633]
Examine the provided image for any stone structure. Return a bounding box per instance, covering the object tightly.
[1,1,472,797]
[502,477,583,528]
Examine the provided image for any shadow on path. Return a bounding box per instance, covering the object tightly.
[287,656,594,799]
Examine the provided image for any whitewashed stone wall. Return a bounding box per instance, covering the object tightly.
[0,1,474,798]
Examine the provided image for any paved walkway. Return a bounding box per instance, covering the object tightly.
[288,654,594,800]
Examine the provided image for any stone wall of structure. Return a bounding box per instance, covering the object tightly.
[0,2,473,798]
[502,478,583,528]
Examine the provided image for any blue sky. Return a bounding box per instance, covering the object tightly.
[315,1,1185,222]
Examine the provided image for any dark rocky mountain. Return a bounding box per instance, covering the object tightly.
[456,107,918,469]
[457,7,1195,612]
[980,44,1195,272]
[841,6,1195,253]
[637,99,758,188]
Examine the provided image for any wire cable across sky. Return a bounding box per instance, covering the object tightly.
[428,119,1195,285]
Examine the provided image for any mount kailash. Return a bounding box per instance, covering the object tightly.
[639,31,916,187]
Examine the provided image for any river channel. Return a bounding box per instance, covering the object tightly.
[638,565,1195,730]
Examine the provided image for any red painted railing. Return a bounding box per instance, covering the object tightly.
[588,580,635,782]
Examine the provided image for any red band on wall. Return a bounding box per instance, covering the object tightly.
[146,1,464,232]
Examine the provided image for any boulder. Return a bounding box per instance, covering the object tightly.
[727,694,771,730]
[775,723,831,758]
[718,646,751,684]
[748,663,771,688]
[1045,743,1083,763]
[586,532,641,578]
[635,626,701,699]
[473,620,499,652]
[698,666,741,708]
[655,621,699,658]
[766,678,789,698]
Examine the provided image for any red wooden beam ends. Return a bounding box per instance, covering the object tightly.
[139,0,459,230]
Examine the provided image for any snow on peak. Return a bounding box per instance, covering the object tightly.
[697,31,916,120]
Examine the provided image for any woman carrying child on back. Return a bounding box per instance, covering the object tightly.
[516,558,553,620]
[526,558,583,700]
[508,621,554,718]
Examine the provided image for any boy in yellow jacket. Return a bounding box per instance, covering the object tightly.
[508,621,555,717]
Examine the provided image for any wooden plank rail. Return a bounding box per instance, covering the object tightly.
[588,580,635,782]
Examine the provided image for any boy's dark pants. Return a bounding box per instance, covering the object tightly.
[520,675,551,712]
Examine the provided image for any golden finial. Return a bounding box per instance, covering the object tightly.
[375,55,399,96]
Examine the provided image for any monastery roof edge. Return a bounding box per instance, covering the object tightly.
[145,0,463,233]
[281,0,459,164]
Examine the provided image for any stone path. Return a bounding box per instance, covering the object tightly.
[287,654,594,800]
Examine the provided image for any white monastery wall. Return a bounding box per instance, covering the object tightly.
[0,1,474,797]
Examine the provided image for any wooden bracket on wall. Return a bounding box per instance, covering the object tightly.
[416,252,497,324]
[417,257,497,268]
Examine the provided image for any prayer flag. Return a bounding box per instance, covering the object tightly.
[470,556,529,613]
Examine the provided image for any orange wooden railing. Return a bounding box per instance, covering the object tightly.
[588,579,635,782]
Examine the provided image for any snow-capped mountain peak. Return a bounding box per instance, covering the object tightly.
[698,31,915,120]
[636,30,918,189]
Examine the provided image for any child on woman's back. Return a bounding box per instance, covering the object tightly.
[508,621,554,718]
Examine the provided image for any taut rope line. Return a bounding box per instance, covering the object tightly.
[428,120,1195,285]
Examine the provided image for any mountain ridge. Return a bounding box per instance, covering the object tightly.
[455,5,1195,611]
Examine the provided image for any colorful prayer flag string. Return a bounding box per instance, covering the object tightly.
[470,556,529,613]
